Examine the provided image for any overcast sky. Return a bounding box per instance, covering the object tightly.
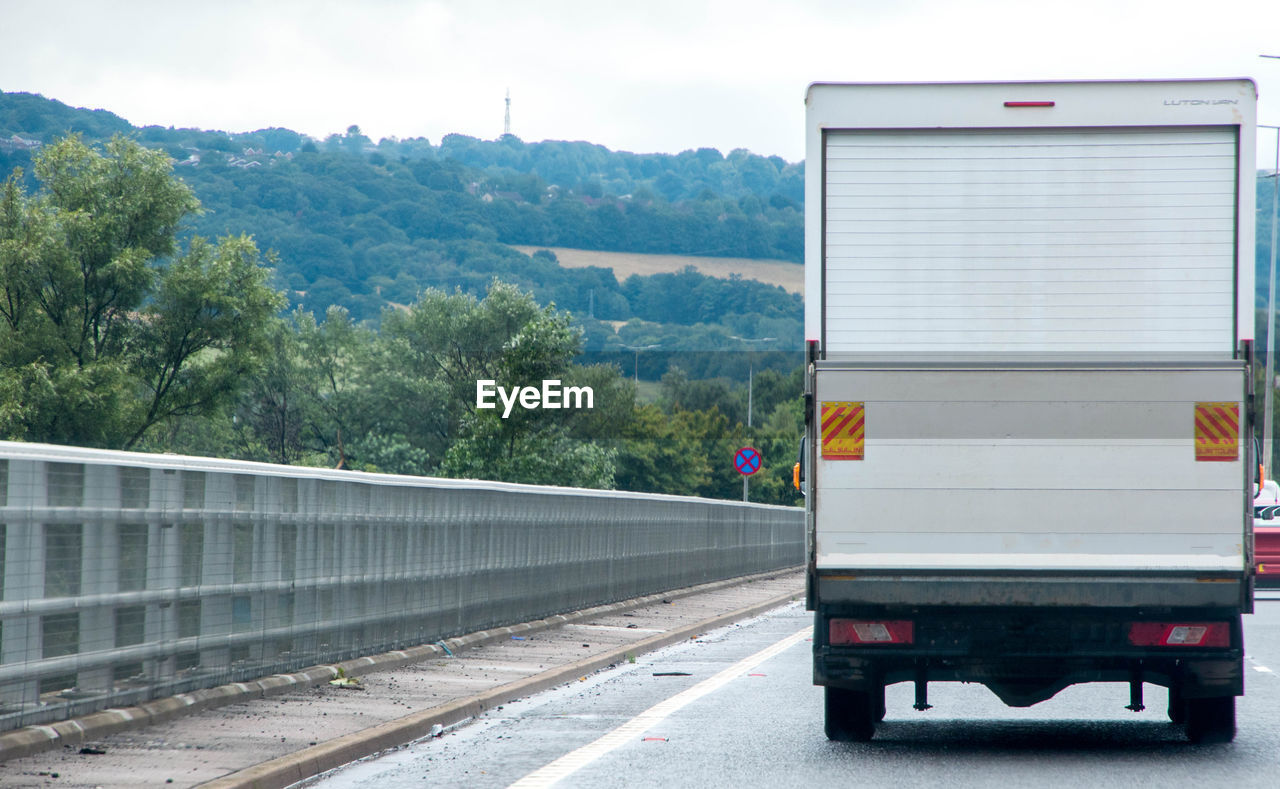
[3,0,1279,167]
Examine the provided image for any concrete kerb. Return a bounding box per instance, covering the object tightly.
[197,584,804,789]
[0,568,800,764]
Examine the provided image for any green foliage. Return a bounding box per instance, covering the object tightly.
[201,281,633,485]
[612,404,717,495]
[1,91,805,368]
[220,305,437,474]
[175,150,802,324]
[408,282,622,488]
[1,91,803,320]
[626,365,804,505]
[0,134,283,448]
[130,235,283,444]
[0,97,808,504]
[433,134,804,207]
[381,282,554,436]
[290,306,385,468]
[441,417,617,489]
[143,278,805,501]
[0,90,132,146]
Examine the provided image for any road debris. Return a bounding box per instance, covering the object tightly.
[329,668,364,690]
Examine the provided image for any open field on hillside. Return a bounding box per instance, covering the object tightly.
[513,246,804,295]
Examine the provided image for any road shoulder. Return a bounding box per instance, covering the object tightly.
[0,569,804,789]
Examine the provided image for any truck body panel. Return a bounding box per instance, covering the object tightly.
[814,363,1247,575]
[803,79,1257,743]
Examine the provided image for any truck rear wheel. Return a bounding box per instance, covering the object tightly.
[1185,696,1235,744]
[1167,686,1185,724]
[825,687,876,742]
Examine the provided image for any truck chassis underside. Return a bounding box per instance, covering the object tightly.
[813,604,1244,744]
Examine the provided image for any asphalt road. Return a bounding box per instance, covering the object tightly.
[308,592,1280,789]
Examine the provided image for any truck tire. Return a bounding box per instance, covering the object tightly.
[874,684,886,722]
[1167,686,1185,724]
[825,686,876,742]
[1184,696,1235,744]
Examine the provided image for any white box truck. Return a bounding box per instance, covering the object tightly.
[802,79,1257,743]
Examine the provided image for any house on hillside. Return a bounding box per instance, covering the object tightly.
[0,134,41,152]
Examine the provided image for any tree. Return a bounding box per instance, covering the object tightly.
[0,134,283,448]
[441,417,616,488]
[612,404,714,495]
[393,281,620,487]
[127,234,283,447]
[226,313,314,466]
[301,305,437,473]
[379,282,556,429]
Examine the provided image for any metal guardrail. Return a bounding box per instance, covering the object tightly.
[0,442,803,731]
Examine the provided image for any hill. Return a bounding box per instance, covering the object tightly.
[0,90,805,358]
[0,90,804,349]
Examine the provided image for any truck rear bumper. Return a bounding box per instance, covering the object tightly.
[816,571,1248,608]
[816,653,1242,706]
[813,606,1244,706]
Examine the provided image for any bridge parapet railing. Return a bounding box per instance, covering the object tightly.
[0,442,803,731]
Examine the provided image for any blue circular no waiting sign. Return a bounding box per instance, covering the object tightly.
[734,446,762,476]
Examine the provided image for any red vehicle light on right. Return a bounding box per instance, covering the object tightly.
[1127,622,1231,648]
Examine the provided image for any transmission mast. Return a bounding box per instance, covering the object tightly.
[504,89,511,137]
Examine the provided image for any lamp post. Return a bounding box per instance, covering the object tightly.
[730,336,777,428]
[1259,52,1279,479]
[621,344,660,385]
[731,335,776,501]
[1263,123,1280,477]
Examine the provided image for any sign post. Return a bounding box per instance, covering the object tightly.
[735,446,762,502]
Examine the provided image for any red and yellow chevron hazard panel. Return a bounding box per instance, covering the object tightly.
[1194,401,1239,462]
[822,401,865,460]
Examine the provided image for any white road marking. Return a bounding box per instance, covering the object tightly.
[1252,665,1274,673]
[508,625,813,788]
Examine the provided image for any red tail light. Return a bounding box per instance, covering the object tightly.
[1127,622,1230,647]
[830,619,913,645]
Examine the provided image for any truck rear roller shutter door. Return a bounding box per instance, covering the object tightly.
[822,127,1238,357]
